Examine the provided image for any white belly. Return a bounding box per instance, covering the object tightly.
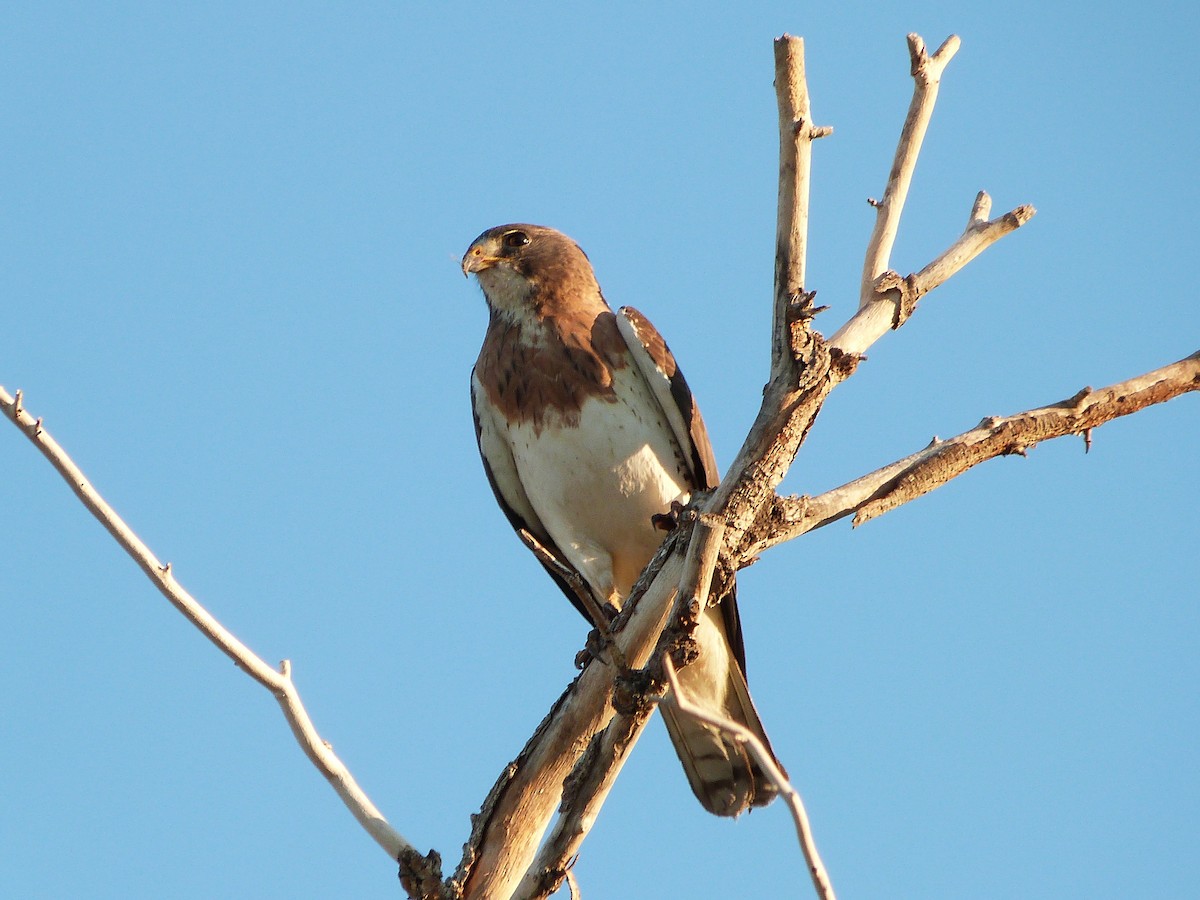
[508,378,691,604]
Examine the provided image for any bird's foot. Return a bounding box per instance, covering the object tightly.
[651,499,689,532]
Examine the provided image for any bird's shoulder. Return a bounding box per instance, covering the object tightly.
[614,306,720,490]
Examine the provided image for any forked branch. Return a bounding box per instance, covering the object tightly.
[832,34,1036,359]
[832,191,1035,356]
[458,36,836,900]
[4,29,1192,900]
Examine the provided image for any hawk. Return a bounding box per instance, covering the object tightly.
[463,223,779,816]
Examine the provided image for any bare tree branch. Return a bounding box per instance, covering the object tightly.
[772,34,832,374]
[830,35,1036,359]
[455,547,686,899]
[742,350,1200,558]
[511,515,727,899]
[914,192,1035,299]
[710,34,834,545]
[849,351,1200,526]
[0,386,412,866]
[513,708,646,900]
[6,29,1193,900]
[453,37,837,900]
[859,34,960,306]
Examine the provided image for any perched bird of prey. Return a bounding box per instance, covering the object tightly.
[463,223,779,817]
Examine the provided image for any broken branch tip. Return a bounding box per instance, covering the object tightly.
[1012,204,1037,224]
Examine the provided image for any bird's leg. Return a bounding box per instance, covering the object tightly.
[650,498,690,532]
[517,529,627,671]
[572,592,621,669]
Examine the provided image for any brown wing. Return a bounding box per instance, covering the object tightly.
[613,307,749,674]
[470,368,595,620]
[614,306,720,489]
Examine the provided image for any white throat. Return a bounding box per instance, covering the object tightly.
[477,266,537,322]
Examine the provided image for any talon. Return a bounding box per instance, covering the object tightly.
[651,499,688,532]
[578,624,615,668]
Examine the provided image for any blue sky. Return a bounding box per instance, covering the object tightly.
[2,3,1196,898]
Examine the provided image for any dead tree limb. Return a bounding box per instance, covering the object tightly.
[853,34,961,341]
[455,34,836,900]
[511,517,726,900]
[0,385,412,868]
[3,30,1193,900]
[741,350,1200,559]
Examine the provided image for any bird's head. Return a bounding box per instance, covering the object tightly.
[462,224,600,318]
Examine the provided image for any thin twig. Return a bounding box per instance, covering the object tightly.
[912,194,1036,298]
[859,34,960,306]
[663,657,836,900]
[0,385,411,867]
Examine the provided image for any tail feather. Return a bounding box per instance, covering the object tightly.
[660,606,782,817]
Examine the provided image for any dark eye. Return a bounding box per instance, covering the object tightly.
[502,230,530,251]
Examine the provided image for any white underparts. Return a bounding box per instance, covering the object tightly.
[506,373,690,604]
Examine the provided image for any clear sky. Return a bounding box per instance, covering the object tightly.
[2,2,1196,898]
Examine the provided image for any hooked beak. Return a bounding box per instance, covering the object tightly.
[461,244,498,277]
